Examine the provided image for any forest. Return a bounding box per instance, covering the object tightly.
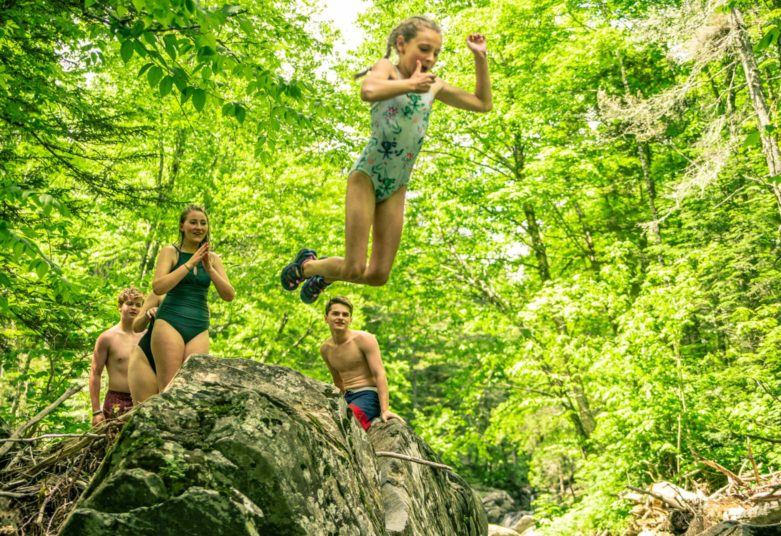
[2,0,781,533]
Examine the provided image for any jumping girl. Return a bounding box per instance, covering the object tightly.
[281,16,492,303]
[151,205,234,391]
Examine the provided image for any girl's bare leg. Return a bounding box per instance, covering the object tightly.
[303,170,375,282]
[184,331,209,360]
[364,186,406,286]
[128,347,158,404]
[304,184,406,286]
[151,320,185,392]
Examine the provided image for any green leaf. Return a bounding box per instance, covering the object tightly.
[757,27,779,52]
[235,105,246,124]
[172,68,188,92]
[770,175,781,184]
[184,0,195,13]
[163,34,178,60]
[147,65,163,88]
[221,102,235,117]
[33,260,48,278]
[223,4,242,16]
[130,20,145,37]
[192,88,207,111]
[744,129,761,148]
[85,0,95,7]
[143,31,156,47]
[197,46,216,60]
[159,76,174,97]
[180,86,193,104]
[133,40,148,57]
[287,83,302,99]
[138,62,154,76]
[120,40,134,63]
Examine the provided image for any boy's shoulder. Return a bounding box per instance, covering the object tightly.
[320,337,335,352]
[94,324,120,350]
[352,330,376,344]
[99,324,120,338]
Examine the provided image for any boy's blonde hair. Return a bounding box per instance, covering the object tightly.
[117,287,143,307]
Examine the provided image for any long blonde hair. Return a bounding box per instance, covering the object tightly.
[354,16,441,79]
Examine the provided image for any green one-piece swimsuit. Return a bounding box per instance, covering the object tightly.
[155,248,211,343]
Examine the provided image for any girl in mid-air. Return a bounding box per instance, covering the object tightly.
[281,16,492,303]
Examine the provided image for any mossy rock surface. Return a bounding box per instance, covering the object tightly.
[60,355,487,536]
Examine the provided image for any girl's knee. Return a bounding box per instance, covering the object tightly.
[364,269,390,286]
[342,262,366,282]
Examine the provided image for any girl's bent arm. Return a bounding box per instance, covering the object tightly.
[206,254,235,302]
[361,59,416,101]
[435,52,492,112]
[133,293,162,332]
[152,246,189,295]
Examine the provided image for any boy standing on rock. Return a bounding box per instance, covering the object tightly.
[89,287,144,425]
[320,296,401,430]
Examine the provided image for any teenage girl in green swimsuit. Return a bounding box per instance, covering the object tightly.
[151,205,235,391]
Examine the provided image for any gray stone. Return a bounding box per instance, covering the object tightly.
[60,356,486,536]
[745,500,781,525]
[368,420,488,535]
[488,524,521,536]
[511,514,535,534]
[695,521,778,535]
[480,489,517,524]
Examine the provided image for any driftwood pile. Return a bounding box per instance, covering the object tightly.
[624,456,781,535]
[0,385,123,536]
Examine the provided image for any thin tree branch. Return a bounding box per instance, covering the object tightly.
[375,451,453,471]
[0,384,83,458]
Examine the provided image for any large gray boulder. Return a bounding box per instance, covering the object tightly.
[369,420,487,535]
[60,355,487,536]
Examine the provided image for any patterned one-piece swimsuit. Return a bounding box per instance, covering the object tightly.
[351,67,435,202]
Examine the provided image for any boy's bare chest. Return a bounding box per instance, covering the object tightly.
[325,342,367,373]
[107,332,140,362]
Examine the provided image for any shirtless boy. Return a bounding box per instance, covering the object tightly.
[89,287,144,425]
[320,296,400,430]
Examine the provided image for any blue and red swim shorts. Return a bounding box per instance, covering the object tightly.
[345,387,380,431]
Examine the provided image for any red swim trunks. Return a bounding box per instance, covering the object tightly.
[102,390,133,418]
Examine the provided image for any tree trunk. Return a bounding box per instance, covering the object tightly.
[731,7,781,216]
[523,203,550,282]
[572,199,599,270]
[139,128,188,281]
[509,135,551,282]
[573,379,596,438]
[10,352,33,418]
[615,50,663,243]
